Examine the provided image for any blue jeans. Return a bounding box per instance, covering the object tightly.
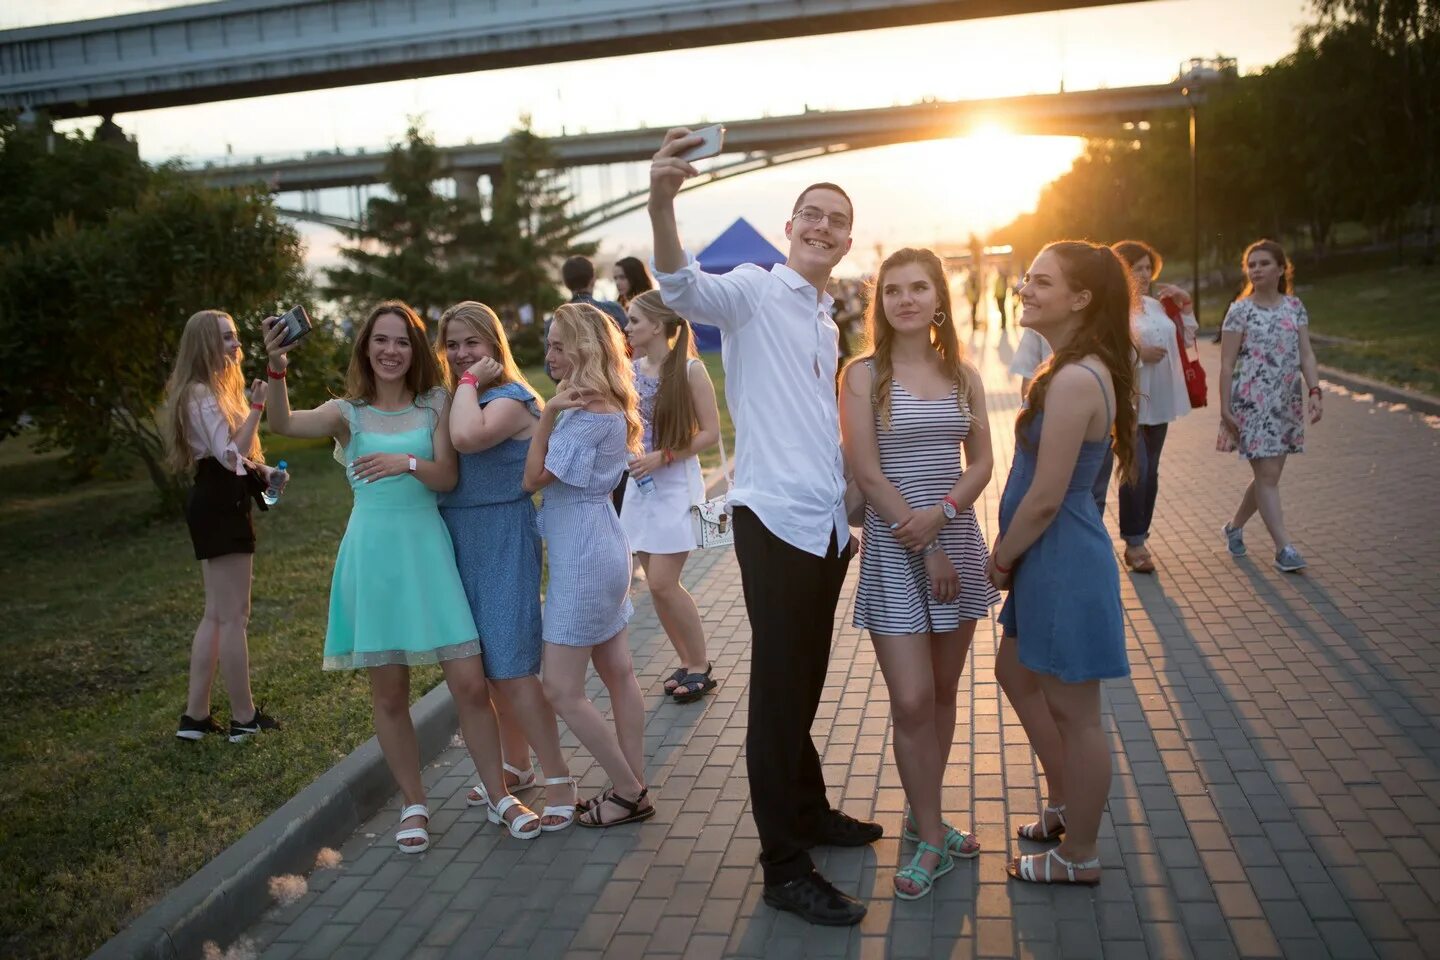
[1118,423,1170,547]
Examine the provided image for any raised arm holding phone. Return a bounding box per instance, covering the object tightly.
[649,128,879,927]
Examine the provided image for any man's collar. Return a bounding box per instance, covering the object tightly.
[771,263,835,311]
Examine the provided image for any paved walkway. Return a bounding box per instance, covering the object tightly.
[245,332,1440,960]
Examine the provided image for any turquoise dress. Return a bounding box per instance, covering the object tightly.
[322,387,481,670]
[996,366,1128,683]
[439,382,544,679]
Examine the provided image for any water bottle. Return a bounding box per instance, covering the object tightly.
[262,460,288,506]
[630,456,655,496]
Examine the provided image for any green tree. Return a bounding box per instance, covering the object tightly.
[0,174,313,512]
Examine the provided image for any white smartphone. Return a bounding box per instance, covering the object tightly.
[679,124,726,162]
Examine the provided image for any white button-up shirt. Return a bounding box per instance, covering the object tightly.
[655,253,848,556]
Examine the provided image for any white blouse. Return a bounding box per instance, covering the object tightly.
[185,389,246,475]
[1134,295,1197,425]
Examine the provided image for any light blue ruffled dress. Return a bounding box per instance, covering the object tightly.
[439,382,544,679]
[538,410,633,647]
[322,387,480,670]
[997,367,1128,683]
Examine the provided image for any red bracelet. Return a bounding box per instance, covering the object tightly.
[994,557,1013,574]
[662,448,675,465]
[250,402,265,412]
[459,372,480,388]
[267,367,286,380]
[1308,386,1321,396]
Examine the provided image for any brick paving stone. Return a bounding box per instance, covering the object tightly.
[228,342,1440,958]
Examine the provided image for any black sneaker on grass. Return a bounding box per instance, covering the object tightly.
[176,713,224,741]
[229,706,282,743]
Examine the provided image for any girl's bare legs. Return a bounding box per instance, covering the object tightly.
[367,664,427,846]
[873,633,946,894]
[443,656,537,833]
[932,622,977,766]
[996,634,1065,835]
[493,675,573,827]
[542,637,646,815]
[1232,455,1291,550]
[488,683,534,784]
[1034,676,1107,880]
[641,551,709,692]
[186,554,257,722]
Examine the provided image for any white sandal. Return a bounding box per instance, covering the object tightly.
[505,762,537,793]
[539,776,579,832]
[395,803,430,854]
[1017,804,1066,842]
[488,794,541,840]
[1007,847,1101,885]
[466,764,536,805]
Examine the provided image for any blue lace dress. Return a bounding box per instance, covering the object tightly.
[439,382,544,679]
[538,410,634,647]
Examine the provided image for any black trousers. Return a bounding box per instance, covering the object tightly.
[1118,423,1170,545]
[733,506,851,884]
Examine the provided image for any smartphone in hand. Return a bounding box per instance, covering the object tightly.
[269,305,312,348]
[679,124,726,162]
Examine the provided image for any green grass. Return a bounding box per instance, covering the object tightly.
[0,352,734,960]
[1198,263,1440,397]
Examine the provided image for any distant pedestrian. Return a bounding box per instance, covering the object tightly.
[160,309,284,743]
[1111,240,1197,573]
[563,256,630,331]
[993,267,1011,330]
[612,256,655,309]
[1217,239,1322,573]
[840,247,997,900]
[990,241,1137,887]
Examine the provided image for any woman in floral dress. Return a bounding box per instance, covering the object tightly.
[1217,239,1323,573]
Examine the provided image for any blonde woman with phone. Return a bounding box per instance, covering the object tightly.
[160,309,284,743]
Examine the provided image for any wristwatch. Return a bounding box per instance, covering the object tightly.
[940,496,958,522]
[406,454,418,474]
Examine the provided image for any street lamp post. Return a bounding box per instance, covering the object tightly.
[1184,85,1200,328]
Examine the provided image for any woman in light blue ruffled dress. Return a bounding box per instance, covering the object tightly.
[263,301,541,853]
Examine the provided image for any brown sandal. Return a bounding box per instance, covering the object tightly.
[577,788,655,828]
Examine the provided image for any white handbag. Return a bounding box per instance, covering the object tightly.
[690,431,735,550]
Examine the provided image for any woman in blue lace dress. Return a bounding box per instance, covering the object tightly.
[988,243,1138,887]
[440,301,578,832]
[524,303,655,828]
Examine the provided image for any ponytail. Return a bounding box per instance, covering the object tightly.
[631,290,700,454]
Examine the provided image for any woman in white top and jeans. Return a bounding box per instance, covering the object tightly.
[1110,241,1197,573]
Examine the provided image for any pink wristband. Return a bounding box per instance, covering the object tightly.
[459,372,479,388]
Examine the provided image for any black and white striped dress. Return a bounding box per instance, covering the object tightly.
[853,374,999,635]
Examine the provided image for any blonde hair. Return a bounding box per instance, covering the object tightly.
[160,310,261,474]
[550,303,642,452]
[438,301,544,412]
[627,290,698,453]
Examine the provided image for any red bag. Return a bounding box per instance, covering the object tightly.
[1161,294,1207,409]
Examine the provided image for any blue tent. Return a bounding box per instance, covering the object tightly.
[690,218,785,351]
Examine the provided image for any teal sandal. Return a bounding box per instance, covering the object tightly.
[903,809,981,858]
[894,841,955,900]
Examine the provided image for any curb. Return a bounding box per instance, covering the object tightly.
[89,683,459,960]
[1317,363,1440,417]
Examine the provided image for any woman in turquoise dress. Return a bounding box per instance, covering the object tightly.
[987,243,1138,888]
[263,301,541,853]
[439,301,579,832]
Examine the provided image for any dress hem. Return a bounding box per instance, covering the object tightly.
[322,638,482,671]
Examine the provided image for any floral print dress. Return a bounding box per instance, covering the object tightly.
[1216,296,1309,459]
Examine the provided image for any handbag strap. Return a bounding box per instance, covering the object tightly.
[716,428,734,493]
[1162,297,1194,364]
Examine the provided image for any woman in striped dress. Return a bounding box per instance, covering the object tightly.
[840,247,999,900]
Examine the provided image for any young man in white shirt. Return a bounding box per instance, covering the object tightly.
[648,128,880,927]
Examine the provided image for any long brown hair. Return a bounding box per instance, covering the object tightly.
[549,303,643,452]
[438,300,543,411]
[1239,238,1294,297]
[1016,241,1138,484]
[844,247,972,429]
[628,290,699,452]
[345,301,446,408]
[160,309,261,474]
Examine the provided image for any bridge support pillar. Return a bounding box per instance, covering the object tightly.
[455,170,480,203]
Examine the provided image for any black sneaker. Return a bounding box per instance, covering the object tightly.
[763,870,866,926]
[805,809,884,848]
[176,713,224,741]
[229,705,282,742]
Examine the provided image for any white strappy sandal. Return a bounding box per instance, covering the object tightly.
[466,763,535,806]
[1017,804,1067,842]
[1007,847,1101,885]
[539,776,579,832]
[504,762,537,793]
[395,803,430,854]
[488,794,541,840]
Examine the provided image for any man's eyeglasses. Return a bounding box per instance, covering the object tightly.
[792,206,852,232]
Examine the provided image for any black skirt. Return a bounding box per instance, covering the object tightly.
[185,457,262,560]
